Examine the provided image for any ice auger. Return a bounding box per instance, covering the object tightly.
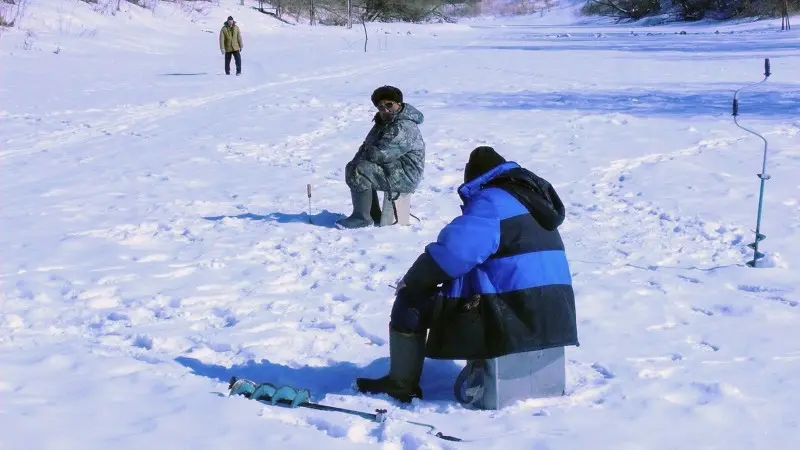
[228,376,463,442]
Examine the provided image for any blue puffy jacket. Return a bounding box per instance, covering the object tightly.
[402,161,578,360]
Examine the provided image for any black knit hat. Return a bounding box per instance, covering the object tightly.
[464,146,507,183]
[227,16,234,21]
[371,85,403,106]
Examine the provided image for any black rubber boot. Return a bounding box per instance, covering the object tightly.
[355,329,425,403]
[370,189,382,225]
[336,189,374,229]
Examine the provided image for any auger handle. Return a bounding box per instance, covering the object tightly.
[435,432,463,442]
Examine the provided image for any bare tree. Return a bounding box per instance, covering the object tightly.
[582,0,799,22]
[781,0,791,29]
[0,0,30,28]
[583,0,660,20]
[361,7,368,51]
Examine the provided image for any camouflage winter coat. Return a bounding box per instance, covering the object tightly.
[345,104,425,194]
[219,23,242,53]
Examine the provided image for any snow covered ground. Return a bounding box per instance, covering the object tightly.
[1,1,799,448]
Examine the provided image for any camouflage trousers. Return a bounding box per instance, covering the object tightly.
[345,159,393,193]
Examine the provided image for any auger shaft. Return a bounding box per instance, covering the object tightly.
[227,376,462,441]
[732,58,772,267]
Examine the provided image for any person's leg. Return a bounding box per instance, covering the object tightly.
[345,159,392,192]
[355,291,433,402]
[389,290,435,334]
[370,189,381,225]
[336,189,373,229]
[233,50,242,75]
[338,160,386,229]
[224,51,232,75]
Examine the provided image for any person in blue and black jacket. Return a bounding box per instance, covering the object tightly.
[355,146,579,403]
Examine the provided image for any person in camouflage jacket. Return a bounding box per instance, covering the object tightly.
[337,86,426,229]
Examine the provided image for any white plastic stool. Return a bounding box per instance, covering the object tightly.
[379,192,411,226]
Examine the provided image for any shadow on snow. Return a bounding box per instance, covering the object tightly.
[175,355,464,403]
[202,210,345,228]
[422,87,799,118]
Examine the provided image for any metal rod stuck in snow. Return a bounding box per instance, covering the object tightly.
[732,58,772,267]
[307,184,313,223]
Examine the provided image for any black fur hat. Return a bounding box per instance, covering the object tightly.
[371,85,403,106]
[464,146,507,183]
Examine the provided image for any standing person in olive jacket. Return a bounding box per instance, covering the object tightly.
[337,86,426,229]
[355,146,578,403]
[219,16,243,76]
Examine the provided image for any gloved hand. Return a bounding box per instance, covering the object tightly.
[220,50,225,55]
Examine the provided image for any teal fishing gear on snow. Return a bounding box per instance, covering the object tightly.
[227,376,463,442]
[732,58,772,268]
